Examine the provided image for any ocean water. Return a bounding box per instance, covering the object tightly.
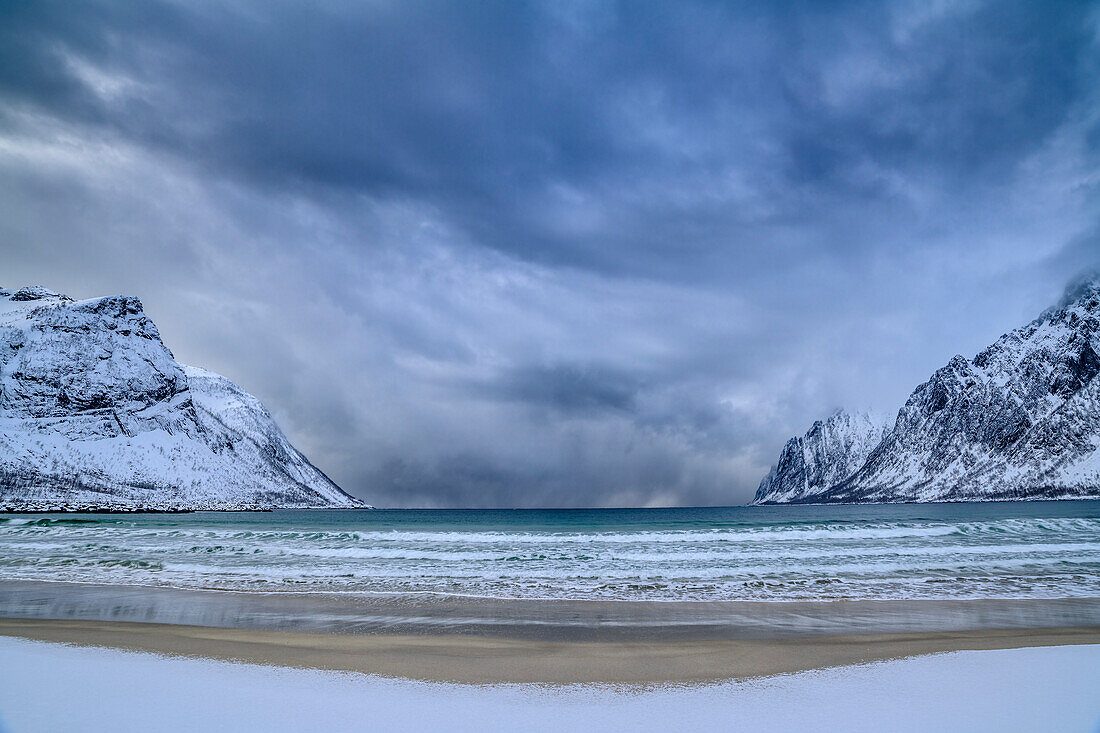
[1,502,1098,603]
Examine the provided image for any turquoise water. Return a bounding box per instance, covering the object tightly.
[1,502,1098,602]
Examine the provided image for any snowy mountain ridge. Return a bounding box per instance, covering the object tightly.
[0,285,366,510]
[754,410,889,504]
[755,278,1100,504]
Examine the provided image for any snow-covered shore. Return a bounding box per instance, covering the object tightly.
[0,637,1097,732]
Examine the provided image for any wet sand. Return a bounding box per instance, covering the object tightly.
[3,580,1099,683]
[4,580,1100,640]
[1,616,1098,684]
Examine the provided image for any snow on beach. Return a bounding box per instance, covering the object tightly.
[0,638,1097,733]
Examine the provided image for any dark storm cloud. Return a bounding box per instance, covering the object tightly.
[1,0,1098,505]
[488,364,639,416]
[5,0,1091,273]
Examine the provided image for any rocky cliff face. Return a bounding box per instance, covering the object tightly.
[754,410,888,504]
[755,279,1100,504]
[0,286,365,510]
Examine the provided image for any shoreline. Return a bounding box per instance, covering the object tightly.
[1,616,1098,684]
[4,580,1100,641]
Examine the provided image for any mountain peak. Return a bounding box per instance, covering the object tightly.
[0,286,366,510]
[1049,272,1100,315]
[756,273,1100,504]
[2,285,70,302]
[754,408,889,504]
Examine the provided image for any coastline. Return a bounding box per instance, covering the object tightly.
[4,580,1100,640]
[1,616,1097,684]
[2,579,1100,683]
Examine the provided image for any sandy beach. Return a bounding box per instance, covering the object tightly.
[0,616,1097,684]
[3,574,1100,683]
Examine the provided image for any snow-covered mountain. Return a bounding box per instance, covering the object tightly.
[0,286,365,510]
[755,278,1100,504]
[754,410,889,504]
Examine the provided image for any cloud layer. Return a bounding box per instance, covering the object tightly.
[1,0,1098,505]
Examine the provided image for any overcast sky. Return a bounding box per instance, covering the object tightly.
[2,0,1098,506]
